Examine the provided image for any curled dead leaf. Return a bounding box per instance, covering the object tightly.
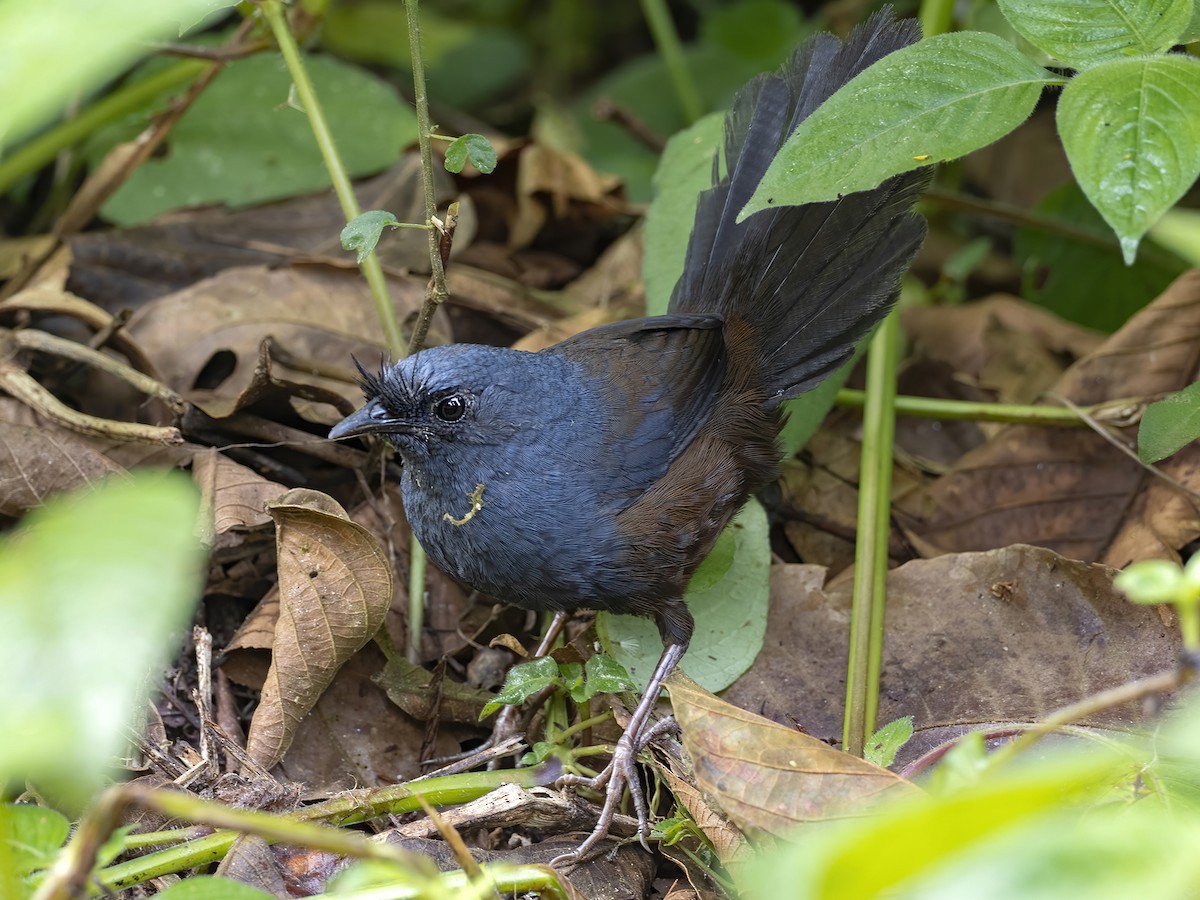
[244,489,392,770]
[668,671,919,839]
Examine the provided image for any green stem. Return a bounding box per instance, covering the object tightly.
[402,0,450,357]
[843,314,900,756]
[919,0,955,37]
[407,535,426,663]
[835,389,1114,426]
[638,0,703,124]
[260,0,404,356]
[96,766,553,891]
[0,59,208,197]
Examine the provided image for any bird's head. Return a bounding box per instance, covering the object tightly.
[329,345,544,461]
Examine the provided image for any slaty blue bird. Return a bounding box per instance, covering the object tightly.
[332,8,929,862]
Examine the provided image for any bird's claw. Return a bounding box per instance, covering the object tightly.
[551,728,650,866]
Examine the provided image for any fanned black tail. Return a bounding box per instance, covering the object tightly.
[669,9,929,407]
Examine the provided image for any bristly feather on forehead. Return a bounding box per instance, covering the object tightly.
[352,356,390,401]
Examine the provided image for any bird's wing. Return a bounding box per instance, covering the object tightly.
[547,313,727,506]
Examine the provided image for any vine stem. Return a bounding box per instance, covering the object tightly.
[402,0,451,358]
[260,0,404,356]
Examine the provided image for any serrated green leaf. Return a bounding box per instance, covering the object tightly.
[560,661,586,702]
[480,655,560,719]
[91,53,416,225]
[341,209,401,264]
[742,32,1051,216]
[0,475,204,808]
[597,497,769,693]
[997,0,1190,65]
[1138,380,1200,463]
[1057,55,1200,265]
[444,133,497,174]
[580,653,636,700]
[865,716,914,768]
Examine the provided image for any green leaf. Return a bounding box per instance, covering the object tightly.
[1014,182,1186,332]
[597,497,770,693]
[742,33,1051,216]
[997,0,1190,65]
[91,53,417,225]
[687,524,736,593]
[0,803,69,878]
[0,474,204,808]
[154,875,278,900]
[341,210,402,264]
[480,655,560,719]
[865,716,914,768]
[643,111,725,315]
[444,133,497,174]
[322,3,531,111]
[1115,559,1185,604]
[0,0,230,150]
[1057,55,1200,265]
[738,746,1128,899]
[572,44,770,203]
[579,653,636,700]
[560,661,586,702]
[1138,380,1200,463]
[700,0,806,63]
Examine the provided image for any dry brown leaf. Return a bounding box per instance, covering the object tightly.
[904,295,1103,404]
[244,489,392,770]
[511,143,626,248]
[126,264,425,411]
[275,648,455,793]
[779,429,925,574]
[193,448,286,539]
[723,546,1180,753]
[907,270,1200,564]
[655,745,749,866]
[0,401,126,515]
[668,672,919,839]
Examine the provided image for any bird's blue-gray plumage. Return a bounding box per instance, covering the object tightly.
[332,9,929,648]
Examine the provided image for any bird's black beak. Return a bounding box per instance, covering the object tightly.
[329,400,399,440]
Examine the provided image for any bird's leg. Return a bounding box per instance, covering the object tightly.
[488,610,571,749]
[553,640,687,864]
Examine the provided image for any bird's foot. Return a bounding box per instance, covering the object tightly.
[550,715,681,866]
[551,726,648,866]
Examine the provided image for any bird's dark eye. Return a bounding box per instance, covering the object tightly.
[434,394,467,422]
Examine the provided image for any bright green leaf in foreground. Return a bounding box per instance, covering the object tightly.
[0,475,205,805]
[598,497,770,692]
[154,875,277,900]
[997,0,1190,66]
[742,32,1052,216]
[1139,380,1200,463]
[1058,55,1200,264]
[0,0,232,150]
[739,747,1131,899]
